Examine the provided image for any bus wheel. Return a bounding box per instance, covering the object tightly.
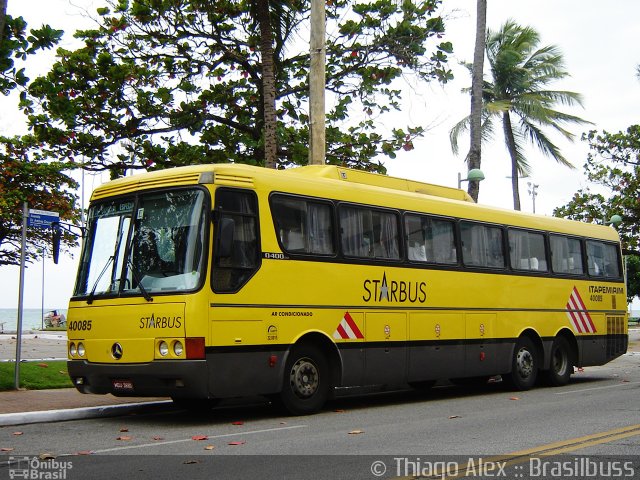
[542,336,573,387]
[280,344,330,415]
[505,336,538,390]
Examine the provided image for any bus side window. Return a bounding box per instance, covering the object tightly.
[460,221,505,268]
[271,195,335,255]
[212,189,260,293]
[550,234,584,275]
[508,229,547,272]
[586,240,620,278]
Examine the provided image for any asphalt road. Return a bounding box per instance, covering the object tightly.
[1,334,639,479]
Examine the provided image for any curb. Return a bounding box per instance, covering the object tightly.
[0,400,173,427]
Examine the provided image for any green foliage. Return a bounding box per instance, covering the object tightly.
[19,0,452,176]
[0,14,62,94]
[626,255,640,303]
[0,361,72,391]
[555,126,640,256]
[0,135,81,266]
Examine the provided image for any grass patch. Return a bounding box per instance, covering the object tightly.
[0,361,72,391]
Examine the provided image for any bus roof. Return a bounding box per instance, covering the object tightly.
[89,163,620,242]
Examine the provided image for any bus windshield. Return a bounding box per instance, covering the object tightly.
[74,189,207,299]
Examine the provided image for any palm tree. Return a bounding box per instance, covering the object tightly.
[466,0,487,202]
[451,20,590,210]
[251,0,300,169]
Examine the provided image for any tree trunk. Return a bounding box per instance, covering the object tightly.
[255,0,278,169]
[0,0,7,48]
[502,112,521,210]
[466,0,487,202]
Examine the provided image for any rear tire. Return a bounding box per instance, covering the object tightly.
[542,336,573,387]
[504,336,538,390]
[279,344,330,415]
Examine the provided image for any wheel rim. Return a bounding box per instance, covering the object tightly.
[289,357,319,399]
[552,346,568,376]
[516,347,534,379]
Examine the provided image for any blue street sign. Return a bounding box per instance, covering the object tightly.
[27,209,60,229]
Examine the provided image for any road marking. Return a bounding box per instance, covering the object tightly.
[86,424,307,454]
[408,424,640,480]
[505,423,640,457]
[554,381,640,395]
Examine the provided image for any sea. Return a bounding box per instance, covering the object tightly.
[0,308,68,332]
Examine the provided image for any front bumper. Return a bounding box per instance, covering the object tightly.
[67,359,209,399]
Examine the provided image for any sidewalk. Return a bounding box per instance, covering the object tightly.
[1,333,171,425]
[0,388,168,414]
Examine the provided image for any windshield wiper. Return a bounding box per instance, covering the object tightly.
[127,257,153,302]
[86,256,114,305]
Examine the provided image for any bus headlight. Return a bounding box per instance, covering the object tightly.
[173,341,184,357]
[159,341,169,356]
[69,343,77,357]
[77,342,86,357]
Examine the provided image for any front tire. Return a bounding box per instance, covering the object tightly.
[279,344,330,415]
[542,336,573,387]
[504,336,538,390]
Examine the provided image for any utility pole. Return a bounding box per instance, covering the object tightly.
[309,0,326,165]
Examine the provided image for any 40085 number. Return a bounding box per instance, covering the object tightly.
[68,320,92,331]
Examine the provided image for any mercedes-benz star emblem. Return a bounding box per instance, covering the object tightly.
[111,342,123,360]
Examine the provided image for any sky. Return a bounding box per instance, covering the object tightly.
[1,0,639,310]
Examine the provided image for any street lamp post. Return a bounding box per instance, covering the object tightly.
[458,169,485,189]
[527,182,539,214]
[41,247,46,331]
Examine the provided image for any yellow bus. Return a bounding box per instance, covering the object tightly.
[66,164,628,414]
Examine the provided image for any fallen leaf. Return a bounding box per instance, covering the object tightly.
[231,421,244,426]
[183,460,200,465]
[448,415,461,419]
[348,430,364,435]
[191,435,208,441]
[279,422,287,425]
[228,441,245,446]
[12,432,23,436]
[334,409,346,413]
[152,436,164,441]
[509,397,520,401]
[75,451,94,455]
[1,448,14,452]
[37,363,49,368]
[59,371,66,375]
[119,427,129,432]
[204,445,215,451]
[116,436,132,441]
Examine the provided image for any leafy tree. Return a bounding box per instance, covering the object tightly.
[450,20,589,210]
[554,126,640,255]
[626,254,640,303]
[0,135,80,266]
[0,12,79,267]
[1,12,62,94]
[22,0,453,178]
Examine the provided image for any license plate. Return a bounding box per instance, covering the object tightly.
[112,379,134,391]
